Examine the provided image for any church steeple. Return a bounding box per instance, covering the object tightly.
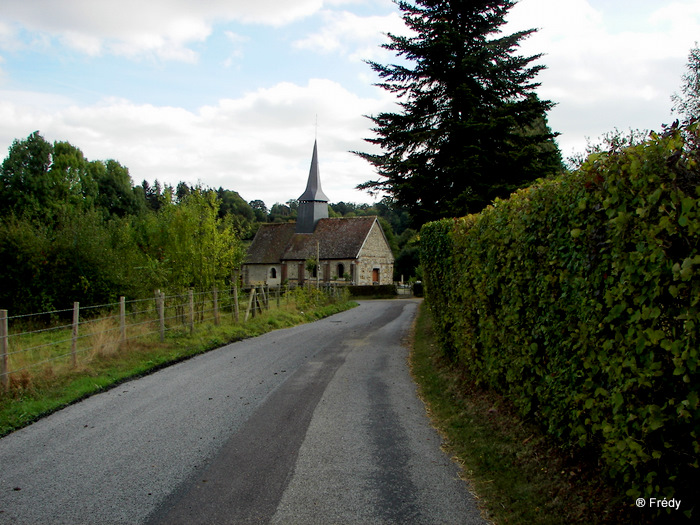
[296,140,329,233]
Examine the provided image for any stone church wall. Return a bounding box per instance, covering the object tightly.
[356,222,394,285]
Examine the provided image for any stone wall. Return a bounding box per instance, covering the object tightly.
[356,222,394,285]
[244,264,281,287]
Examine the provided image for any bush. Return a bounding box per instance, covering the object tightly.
[420,123,700,517]
[347,284,397,297]
[412,281,424,297]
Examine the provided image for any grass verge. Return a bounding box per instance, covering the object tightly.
[0,299,356,437]
[410,302,655,525]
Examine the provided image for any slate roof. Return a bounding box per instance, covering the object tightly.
[298,140,329,202]
[245,216,379,264]
[245,223,297,264]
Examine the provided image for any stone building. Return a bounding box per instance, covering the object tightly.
[243,141,394,287]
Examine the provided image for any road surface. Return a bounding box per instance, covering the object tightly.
[0,299,485,524]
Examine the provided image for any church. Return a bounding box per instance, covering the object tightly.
[242,141,395,287]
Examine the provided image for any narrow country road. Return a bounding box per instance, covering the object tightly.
[0,299,485,524]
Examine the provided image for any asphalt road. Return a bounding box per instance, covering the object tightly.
[0,299,485,524]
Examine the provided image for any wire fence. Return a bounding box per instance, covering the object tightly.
[0,281,413,391]
[0,285,294,390]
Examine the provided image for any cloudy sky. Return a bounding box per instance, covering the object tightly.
[0,0,698,208]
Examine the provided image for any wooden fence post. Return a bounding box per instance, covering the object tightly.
[259,285,267,311]
[1,309,8,391]
[233,285,240,323]
[245,289,256,322]
[213,286,220,326]
[157,291,165,342]
[71,302,79,368]
[188,289,194,334]
[119,296,126,346]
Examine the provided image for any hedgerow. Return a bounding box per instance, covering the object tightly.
[420,123,699,517]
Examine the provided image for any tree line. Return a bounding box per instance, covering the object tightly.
[0,131,420,316]
[5,0,696,316]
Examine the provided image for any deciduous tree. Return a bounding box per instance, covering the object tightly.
[672,44,700,122]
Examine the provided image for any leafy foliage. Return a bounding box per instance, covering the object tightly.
[138,189,245,293]
[0,131,418,316]
[421,122,700,517]
[0,133,249,315]
[356,0,562,225]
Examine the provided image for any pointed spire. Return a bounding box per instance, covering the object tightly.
[298,140,329,202]
[296,140,329,233]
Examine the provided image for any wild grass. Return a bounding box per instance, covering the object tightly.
[0,293,356,437]
[410,303,654,525]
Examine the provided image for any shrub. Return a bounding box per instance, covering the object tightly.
[347,284,397,297]
[420,123,700,516]
[412,281,424,297]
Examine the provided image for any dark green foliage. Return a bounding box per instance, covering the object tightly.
[140,179,172,212]
[216,187,254,221]
[394,227,420,281]
[90,159,143,217]
[421,122,700,518]
[357,0,562,226]
[0,132,88,223]
[0,211,145,313]
[347,284,397,297]
[268,201,297,223]
[0,133,247,315]
[248,199,268,222]
[411,281,423,297]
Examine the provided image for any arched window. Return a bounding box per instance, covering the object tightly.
[270,268,277,279]
[337,263,345,279]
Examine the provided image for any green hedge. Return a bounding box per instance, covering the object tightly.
[420,124,699,514]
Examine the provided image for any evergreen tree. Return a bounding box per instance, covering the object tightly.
[356,0,562,225]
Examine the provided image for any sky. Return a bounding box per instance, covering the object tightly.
[0,0,698,209]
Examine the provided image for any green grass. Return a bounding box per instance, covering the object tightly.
[0,298,357,437]
[409,302,653,525]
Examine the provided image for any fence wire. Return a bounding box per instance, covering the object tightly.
[0,286,297,385]
[1,281,421,393]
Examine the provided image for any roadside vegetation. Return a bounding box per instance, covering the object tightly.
[411,303,654,525]
[419,121,698,523]
[0,288,355,437]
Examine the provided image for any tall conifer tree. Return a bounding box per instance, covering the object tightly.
[356,0,562,225]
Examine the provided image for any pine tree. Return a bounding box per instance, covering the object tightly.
[356,0,562,225]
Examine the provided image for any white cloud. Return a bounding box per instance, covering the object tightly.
[0,21,19,52]
[0,79,393,207]
[507,0,697,157]
[294,9,408,62]
[0,0,327,61]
